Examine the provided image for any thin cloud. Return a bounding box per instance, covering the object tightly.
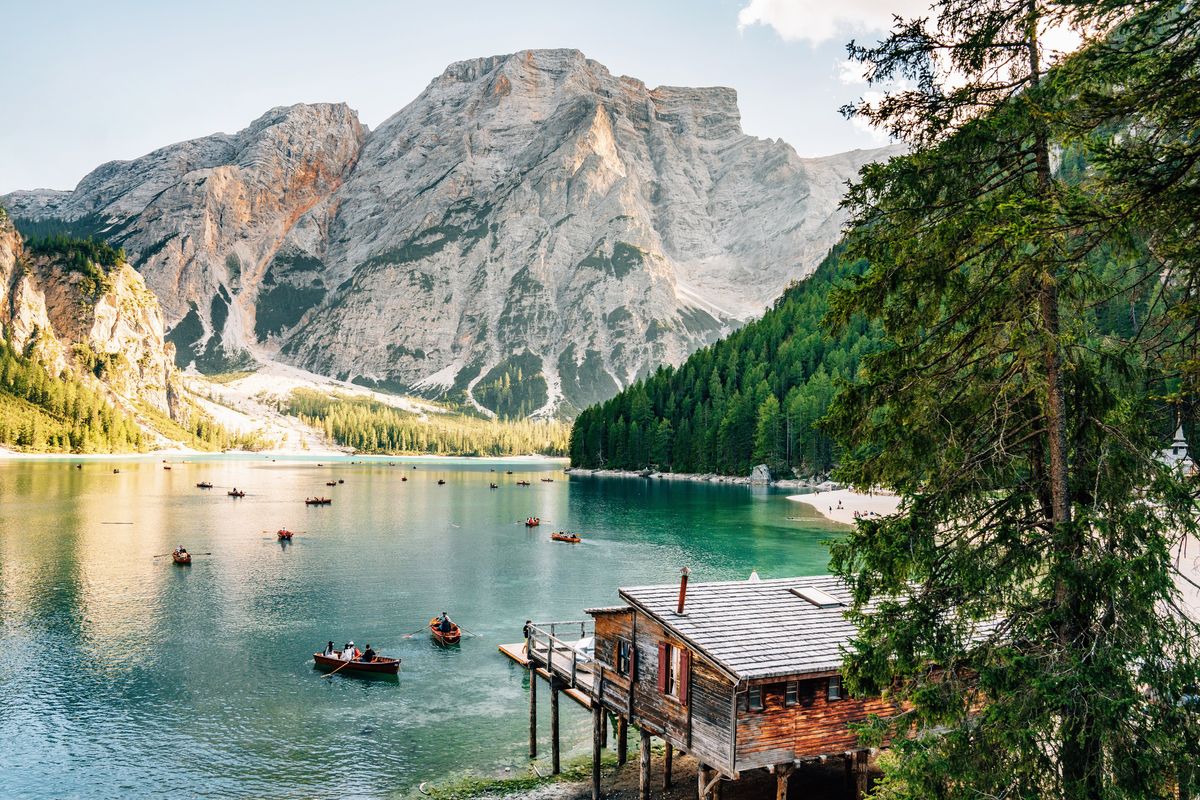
[738,0,932,46]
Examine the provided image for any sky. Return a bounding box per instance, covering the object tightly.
[0,0,924,194]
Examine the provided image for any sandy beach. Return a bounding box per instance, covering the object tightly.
[787,488,902,526]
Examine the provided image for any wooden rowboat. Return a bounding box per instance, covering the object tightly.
[172,550,192,565]
[550,532,581,544]
[277,529,294,540]
[326,481,337,486]
[437,479,446,485]
[429,618,462,645]
[196,481,213,489]
[312,652,401,676]
[525,519,540,527]
[228,490,246,498]
[305,497,332,506]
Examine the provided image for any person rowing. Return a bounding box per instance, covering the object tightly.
[438,612,455,633]
[361,644,376,663]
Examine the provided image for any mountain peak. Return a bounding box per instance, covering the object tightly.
[2,51,895,418]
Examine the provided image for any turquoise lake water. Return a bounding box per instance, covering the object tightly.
[0,456,843,798]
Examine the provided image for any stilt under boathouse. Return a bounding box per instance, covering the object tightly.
[500,571,901,800]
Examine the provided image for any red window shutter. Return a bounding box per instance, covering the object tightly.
[679,650,691,706]
[657,643,669,693]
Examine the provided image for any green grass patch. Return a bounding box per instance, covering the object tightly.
[411,752,619,800]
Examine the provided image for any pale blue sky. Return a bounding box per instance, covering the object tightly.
[0,0,900,194]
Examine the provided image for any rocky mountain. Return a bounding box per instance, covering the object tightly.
[0,211,186,433]
[3,49,897,417]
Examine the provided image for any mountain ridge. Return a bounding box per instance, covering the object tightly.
[3,49,900,418]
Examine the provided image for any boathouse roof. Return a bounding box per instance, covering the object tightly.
[615,574,862,681]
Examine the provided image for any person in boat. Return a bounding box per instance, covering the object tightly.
[361,644,376,662]
[438,612,454,633]
[175,545,188,557]
[324,641,335,657]
[341,642,355,661]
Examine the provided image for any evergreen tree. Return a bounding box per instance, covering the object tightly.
[827,1,1200,797]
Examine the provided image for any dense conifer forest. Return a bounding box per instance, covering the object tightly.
[281,389,569,456]
[568,248,876,477]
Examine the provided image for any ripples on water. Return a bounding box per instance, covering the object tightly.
[0,456,843,798]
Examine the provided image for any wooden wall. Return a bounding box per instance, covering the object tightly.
[734,676,899,770]
[593,610,900,775]
[592,609,736,773]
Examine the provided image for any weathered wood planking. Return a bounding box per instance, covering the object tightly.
[593,607,735,772]
[585,575,910,780]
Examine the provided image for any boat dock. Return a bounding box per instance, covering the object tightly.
[499,620,618,777]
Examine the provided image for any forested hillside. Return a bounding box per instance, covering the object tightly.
[568,188,1164,478]
[568,248,878,477]
[281,389,569,456]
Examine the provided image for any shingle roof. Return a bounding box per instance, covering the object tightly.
[618,574,861,681]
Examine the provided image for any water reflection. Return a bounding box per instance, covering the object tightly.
[0,456,843,798]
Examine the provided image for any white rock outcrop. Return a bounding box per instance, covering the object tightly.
[3,49,899,416]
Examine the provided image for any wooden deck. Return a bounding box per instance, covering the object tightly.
[499,640,595,708]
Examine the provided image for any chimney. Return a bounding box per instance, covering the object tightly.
[676,566,691,615]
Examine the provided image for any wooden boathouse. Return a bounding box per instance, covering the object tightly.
[501,571,899,800]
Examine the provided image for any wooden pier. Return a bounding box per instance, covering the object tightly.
[499,620,607,776]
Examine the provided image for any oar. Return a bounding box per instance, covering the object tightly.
[455,624,482,638]
[401,625,430,639]
[323,659,352,679]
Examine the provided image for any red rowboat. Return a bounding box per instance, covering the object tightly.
[430,617,462,645]
[312,651,401,676]
[550,532,581,544]
[172,550,192,564]
[277,529,294,540]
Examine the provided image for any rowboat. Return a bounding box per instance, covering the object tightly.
[516,481,530,486]
[196,481,213,489]
[540,478,553,482]
[172,550,192,565]
[312,651,401,676]
[430,618,462,645]
[490,483,498,489]
[277,529,294,541]
[228,490,245,498]
[326,481,337,486]
[305,497,332,506]
[437,479,446,485]
[163,466,172,471]
[550,532,582,544]
[525,518,540,527]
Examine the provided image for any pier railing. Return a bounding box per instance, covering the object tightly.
[526,620,594,689]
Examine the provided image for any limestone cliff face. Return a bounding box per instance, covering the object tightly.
[4,103,366,373]
[0,215,182,419]
[3,50,897,417]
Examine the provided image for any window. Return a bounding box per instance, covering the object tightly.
[668,646,683,697]
[748,685,764,711]
[827,675,844,701]
[799,681,816,707]
[785,681,798,707]
[616,640,632,677]
[657,642,690,704]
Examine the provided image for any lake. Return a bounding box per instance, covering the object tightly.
[0,456,843,799]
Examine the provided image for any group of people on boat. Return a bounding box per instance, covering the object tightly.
[324,640,377,662]
[174,546,189,558]
[525,517,540,526]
